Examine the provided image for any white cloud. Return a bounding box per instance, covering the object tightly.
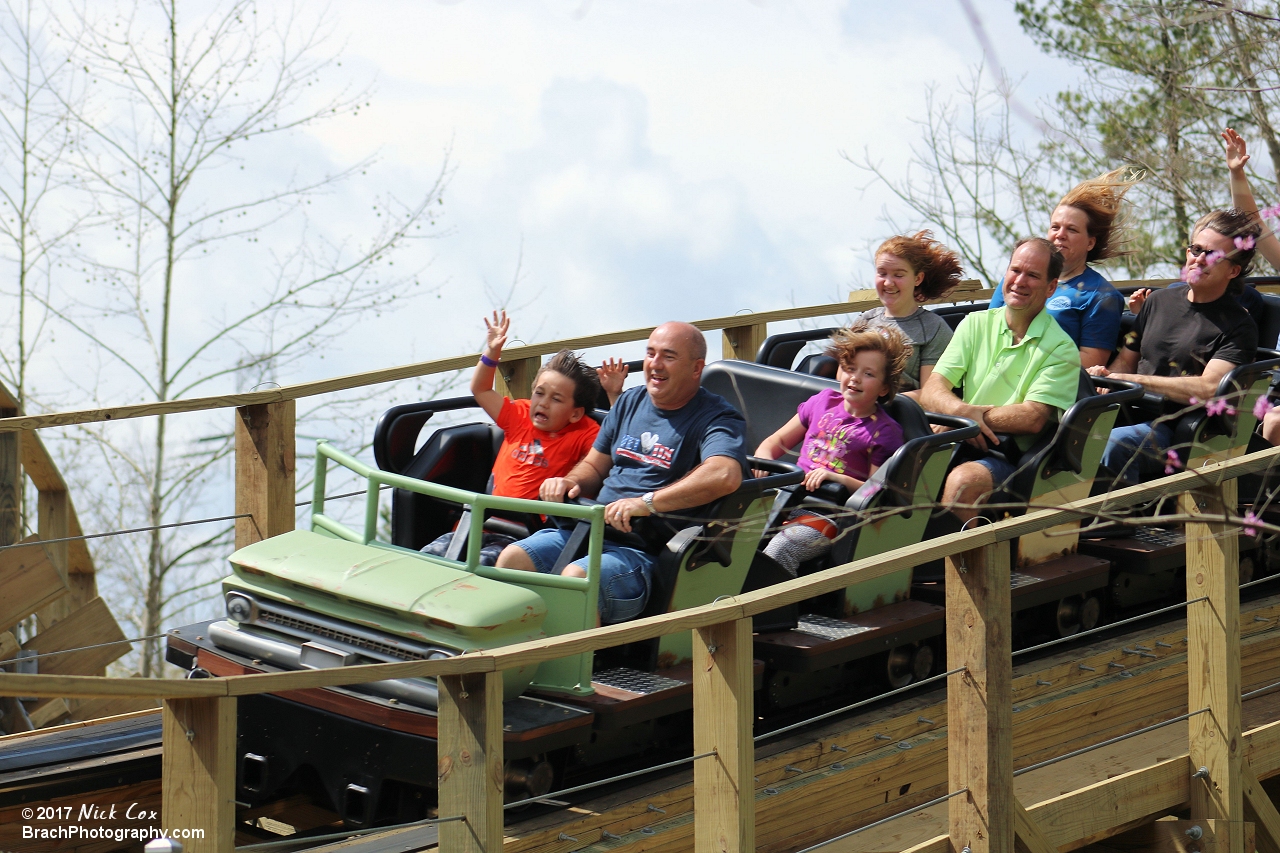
[285,0,1082,361]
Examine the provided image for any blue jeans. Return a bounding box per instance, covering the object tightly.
[1101,422,1175,486]
[513,527,653,624]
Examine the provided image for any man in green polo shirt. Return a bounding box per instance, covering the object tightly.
[920,237,1082,522]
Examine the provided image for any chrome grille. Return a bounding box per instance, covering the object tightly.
[258,610,436,662]
[794,614,873,641]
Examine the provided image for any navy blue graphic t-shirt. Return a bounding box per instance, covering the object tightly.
[594,386,747,505]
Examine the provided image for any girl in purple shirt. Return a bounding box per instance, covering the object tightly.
[755,320,910,576]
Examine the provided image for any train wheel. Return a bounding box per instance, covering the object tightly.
[910,643,935,682]
[1055,594,1101,637]
[1241,554,1257,586]
[885,646,915,688]
[885,643,932,688]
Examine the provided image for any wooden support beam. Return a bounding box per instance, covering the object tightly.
[1183,480,1244,853]
[495,355,540,400]
[438,671,504,853]
[33,489,78,630]
[721,322,768,362]
[162,696,235,853]
[693,618,754,853]
[947,541,1014,853]
[234,400,296,550]
[1105,818,1252,851]
[0,405,20,547]
[1012,798,1056,853]
[22,597,129,676]
[0,537,66,633]
[1244,759,1280,853]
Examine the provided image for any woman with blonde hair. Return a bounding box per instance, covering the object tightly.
[991,170,1137,368]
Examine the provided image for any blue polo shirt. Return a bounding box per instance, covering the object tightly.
[991,266,1122,351]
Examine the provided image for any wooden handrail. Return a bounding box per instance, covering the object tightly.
[3,443,1278,701]
[0,290,1001,434]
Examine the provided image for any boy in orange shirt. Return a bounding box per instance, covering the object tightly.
[423,311,626,563]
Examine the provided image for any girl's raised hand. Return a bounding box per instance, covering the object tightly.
[1223,128,1251,173]
[483,310,510,358]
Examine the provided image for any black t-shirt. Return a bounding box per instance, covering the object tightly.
[1126,286,1257,378]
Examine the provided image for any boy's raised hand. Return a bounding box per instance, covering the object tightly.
[597,358,629,405]
[483,310,510,359]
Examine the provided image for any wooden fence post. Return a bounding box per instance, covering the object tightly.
[721,322,768,362]
[1183,480,1244,853]
[438,671,504,853]
[947,541,1013,853]
[0,406,19,553]
[162,696,236,853]
[234,401,296,550]
[495,356,541,400]
[693,617,754,853]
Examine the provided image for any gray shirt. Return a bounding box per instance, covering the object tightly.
[859,306,953,391]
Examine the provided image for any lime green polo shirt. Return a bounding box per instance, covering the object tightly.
[933,307,1081,447]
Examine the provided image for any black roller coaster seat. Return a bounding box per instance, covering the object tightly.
[990,370,1144,512]
[372,397,503,551]
[754,327,840,371]
[700,359,841,454]
[1172,349,1280,470]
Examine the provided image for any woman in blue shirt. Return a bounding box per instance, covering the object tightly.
[991,171,1135,367]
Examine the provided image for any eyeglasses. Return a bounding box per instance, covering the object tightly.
[1186,244,1212,258]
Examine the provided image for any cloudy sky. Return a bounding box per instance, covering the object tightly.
[300,0,1079,370]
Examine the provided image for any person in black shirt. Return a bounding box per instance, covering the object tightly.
[1089,209,1261,484]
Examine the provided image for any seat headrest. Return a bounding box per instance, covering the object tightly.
[882,395,930,441]
[700,360,837,451]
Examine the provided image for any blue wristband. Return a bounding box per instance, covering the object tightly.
[480,353,499,368]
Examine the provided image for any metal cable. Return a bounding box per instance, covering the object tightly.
[1012,596,1208,659]
[0,512,252,554]
[295,483,393,508]
[1013,708,1209,777]
[754,666,966,745]
[503,751,717,811]
[234,815,465,852]
[790,787,969,853]
[0,632,167,667]
[1244,675,1280,700]
[1241,572,1280,591]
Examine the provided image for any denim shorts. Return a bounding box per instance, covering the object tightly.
[514,527,654,624]
[970,451,1019,493]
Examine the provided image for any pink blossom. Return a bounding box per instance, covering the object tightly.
[1206,397,1229,416]
[1165,449,1181,475]
[1235,234,1257,251]
[1189,396,1201,405]
[1260,203,1280,221]
[1256,396,1275,420]
[1207,250,1226,266]
[1245,510,1261,538]
[1182,265,1203,284]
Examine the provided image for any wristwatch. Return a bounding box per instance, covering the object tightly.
[642,492,657,514]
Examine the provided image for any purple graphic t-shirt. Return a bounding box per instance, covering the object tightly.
[795,389,904,481]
